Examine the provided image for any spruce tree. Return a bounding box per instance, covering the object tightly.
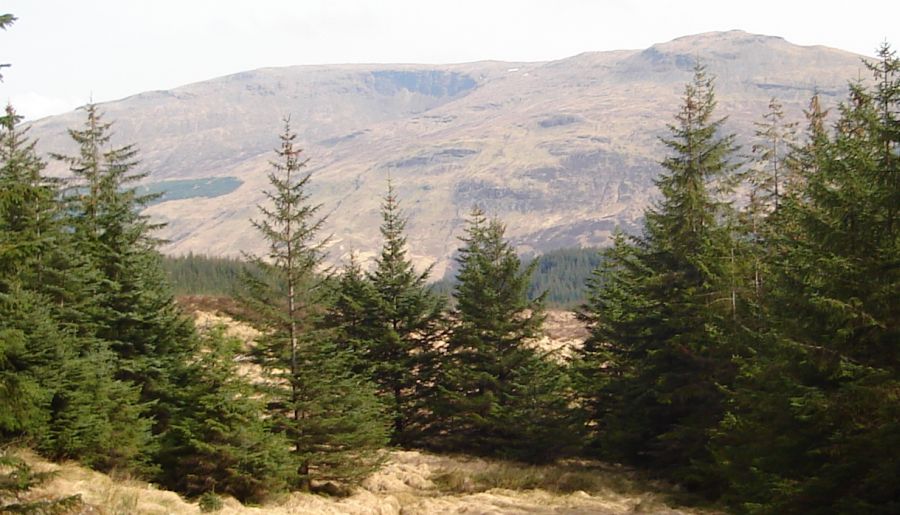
[0,105,150,470]
[0,105,57,287]
[156,328,291,503]
[434,208,579,462]
[573,231,649,457]
[578,64,740,490]
[332,182,446,445]
[327,252,377,366]
[53,104,196,441]
[746,97,798,213]
[241,119,388,490]
[714,47,900,513]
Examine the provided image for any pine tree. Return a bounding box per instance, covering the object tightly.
[53,104,196,442]
[156,328,291,504]
[334,182,446,445]
[434,208,579,462]
[0,105,150,470]
[578,64,740,491]
[241,119,388,490]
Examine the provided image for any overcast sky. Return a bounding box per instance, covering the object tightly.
[2,0,898,120]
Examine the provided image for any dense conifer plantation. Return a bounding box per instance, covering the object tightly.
[162,253,250,296]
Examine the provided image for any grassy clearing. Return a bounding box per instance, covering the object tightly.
[432,459,644,495]
[9,447,710,514]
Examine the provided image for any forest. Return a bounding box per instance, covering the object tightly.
[163,246,604,307]
[1,10,898,513]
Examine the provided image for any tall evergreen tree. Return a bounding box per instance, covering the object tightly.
[331,182,446,445]
[434,208,579,463]
[241,119,388,490]
[746,97,798,213]
[714,47,900,513]
[53,104,196,441]
[0,104,150,471]
[0,105,59,290]
[578,64,740,491]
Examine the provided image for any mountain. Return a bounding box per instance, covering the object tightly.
[26,30,867,278]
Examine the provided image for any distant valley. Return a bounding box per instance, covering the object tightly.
[27,30,868,278]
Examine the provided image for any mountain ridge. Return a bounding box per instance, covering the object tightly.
[25,30,870,278]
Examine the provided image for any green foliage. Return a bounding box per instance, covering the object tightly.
[526,247,605,307]
[328,182,446,445]
[53,104,197,450]
[433,208,581,463]
[576,63,740,492]
[156,328,290,504]
[241,119,389,489]
[0,106,151,471]
[198,491,224,512]
[162,253,251,296]
[711,44,900,513]
[431,246,605,308]
[745,97,799,213]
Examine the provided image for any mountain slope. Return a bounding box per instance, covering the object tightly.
[27,30,867,277]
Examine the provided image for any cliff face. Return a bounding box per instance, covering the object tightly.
[27,31,866,277]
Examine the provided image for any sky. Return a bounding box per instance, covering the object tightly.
[2,0,898,120]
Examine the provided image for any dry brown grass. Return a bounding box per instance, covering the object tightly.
[11,448,716,515]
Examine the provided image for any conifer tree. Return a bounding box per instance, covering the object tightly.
[0,105,57,287]
[332,182,446,445]
[783,92,830,201]
[0,105,150,470]
[242,119,388,490]
[434,208,579,462]
[573,231,648,456]
[746,97,798,213]
[714,46,900,513]
[578,64,740,490]
[328,252,377,364]
[53,104,196,441]
[156,328,291,503]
